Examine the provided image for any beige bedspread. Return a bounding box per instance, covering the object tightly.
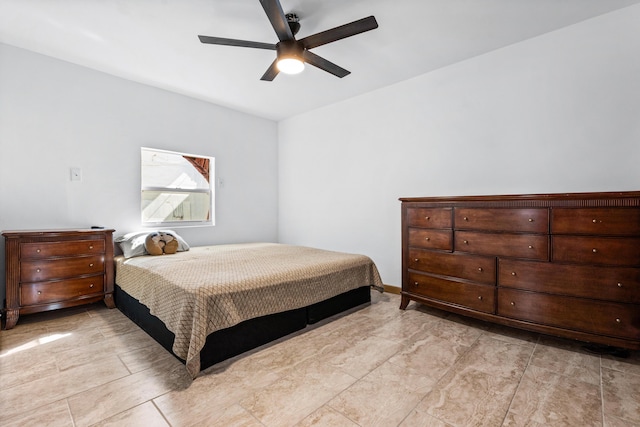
[115,243,383,377]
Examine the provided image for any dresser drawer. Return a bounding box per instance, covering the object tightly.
[406,207,452,229]
[455,231,549,260]
[408,272,495,313]
[408,228,453,251]
[454,208,548,233]
[20,255,105,282]
[21,239,106,259]
[409,249,495,284]
[498,259,640,303]
[21,276,105,306]
[497,288,640,340]
[551,208,640,236]
[552,236,640,267]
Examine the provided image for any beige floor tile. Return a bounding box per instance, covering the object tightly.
[399,410,452,427]
[240,362,357,427]
[416,365,521,427]
[328,361,435,426]
[601,350,640,377]
[196,404,264,427]
[602,367,640,424]
[1,399,73,427]
[68,359,188,427]
[505,364,602,426]
[0,345,59,389]
[117,341,184,374]
[456,335,533,379]
[325,334,404,379]
[153,367,265,427]
[0,355,129,422]
[530,336,601,385]
[297,405,360,427]
[90,402,170,427]
[388,334,469,382]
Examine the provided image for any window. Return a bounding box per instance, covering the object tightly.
[141,147,214,226]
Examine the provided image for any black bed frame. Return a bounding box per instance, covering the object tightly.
[114,284,371,372]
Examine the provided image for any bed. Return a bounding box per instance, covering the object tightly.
[114,242,383,378]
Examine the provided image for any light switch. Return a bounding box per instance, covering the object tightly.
[70,167,82,181]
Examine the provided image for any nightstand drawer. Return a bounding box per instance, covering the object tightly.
[21,276,105,305]
[20,255,105,282]
[21,239,106,259]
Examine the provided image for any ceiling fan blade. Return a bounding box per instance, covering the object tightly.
[198,35,276,50]
[261,59,280,81]
[259,0,293,42]
[300,16,378,50]
[302,50,350,78]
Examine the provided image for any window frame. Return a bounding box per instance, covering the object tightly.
[140,147,215,227]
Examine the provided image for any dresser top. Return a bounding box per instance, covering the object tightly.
[400,191,640,206]
[2,229,115,238]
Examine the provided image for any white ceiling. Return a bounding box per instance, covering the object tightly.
[2,0,639,121]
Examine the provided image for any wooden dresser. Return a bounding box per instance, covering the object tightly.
[400,192,640,350]
[2,229,115,330]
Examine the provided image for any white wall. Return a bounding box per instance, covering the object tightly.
[0,44,279,305]
[278,5,640,287]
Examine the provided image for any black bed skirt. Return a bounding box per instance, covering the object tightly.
[114,285,371,372]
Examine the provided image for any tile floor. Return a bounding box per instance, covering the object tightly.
[1,292,639,427]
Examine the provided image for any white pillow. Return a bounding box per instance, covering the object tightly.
[115,230,190,258]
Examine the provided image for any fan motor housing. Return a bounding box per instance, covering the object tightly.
[276,39,304,61]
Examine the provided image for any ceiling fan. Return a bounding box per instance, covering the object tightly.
[198,0,378,81]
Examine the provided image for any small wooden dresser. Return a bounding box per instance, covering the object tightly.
[2,229,115,330]
[400,192,640,350]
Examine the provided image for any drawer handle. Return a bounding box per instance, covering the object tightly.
[616,318,621,323]
[89,245,94,249]
[37,291,42,295]
[425,216,430,220]
[463,240,468,244]
[617,283,623,288]
[592,219,598,223]
[414,258,419,262]
[510,301,515,306]
[36,249,41,253]
[478,296,483,300]
[511,272,517,276]
[414,282,419,287]
[425,237,430,241]
[89,263,94,267]
[528,245,533,249]
[592,248,597,253]
[478,267,483,272]
[528,218,533,222]
[90,284,94,288]
[463,217,468,221]
[36,268,41,273]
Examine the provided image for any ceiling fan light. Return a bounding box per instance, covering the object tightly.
[277,58,305,74]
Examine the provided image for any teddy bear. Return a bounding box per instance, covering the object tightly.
[144,231,179,255]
